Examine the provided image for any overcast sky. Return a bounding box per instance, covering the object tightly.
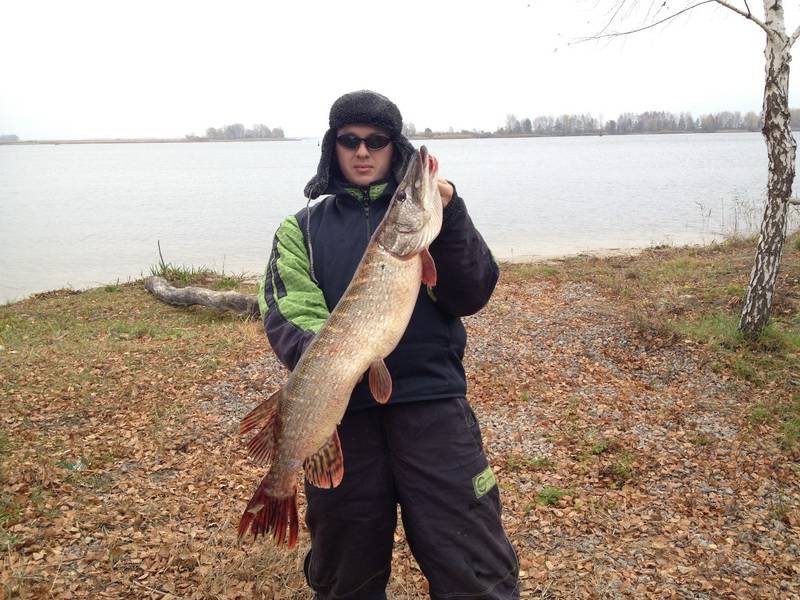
[2,0,798,140]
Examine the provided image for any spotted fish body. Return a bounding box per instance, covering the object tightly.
[238,147,443,547]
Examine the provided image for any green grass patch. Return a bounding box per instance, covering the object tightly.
[501,263,561,282]
[0,312,85,350]
[108,322,160,340]
[597,449,637,487]
[536,486,571,506]
[104,280,122,293]
[731,357,761,384]
[583,434,621,457]
[722,284,745,297]
[529,457,554,469]
[149,262,215,285]
[689,432,715,447]
[610,452,635,483]
[656,256,703,280]
[749,405,772,425]
[199,356,220,372]
[672,310,798,391]
[676,312,799,354]
[0,431,12,456]
[781,416,800,450]
[590,439,612,455]
[505,455,554,472]
[212,275,246,290]
[149,262,251,291]
[675,312,743,348]
[0,493,22,529]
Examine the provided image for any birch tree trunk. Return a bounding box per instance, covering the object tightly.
[739,1,795,338]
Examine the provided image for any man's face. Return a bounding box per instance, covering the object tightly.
[335,124,394,187]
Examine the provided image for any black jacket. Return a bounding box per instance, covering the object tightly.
[259,178,498,411]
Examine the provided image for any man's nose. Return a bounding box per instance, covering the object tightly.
[355,141,370,156]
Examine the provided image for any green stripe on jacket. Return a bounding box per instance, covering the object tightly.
[259,216,329,333]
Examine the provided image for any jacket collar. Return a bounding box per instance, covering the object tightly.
[329,177,397,205]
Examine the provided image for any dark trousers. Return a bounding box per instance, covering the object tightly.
[303,397,519,599]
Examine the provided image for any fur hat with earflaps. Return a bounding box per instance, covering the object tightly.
[304,90,417,199]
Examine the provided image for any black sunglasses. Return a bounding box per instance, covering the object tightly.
[336,133,392,151]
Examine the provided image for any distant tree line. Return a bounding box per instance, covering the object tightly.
[407,108,800,139]
[497,110,768,136]
[0,134,19,142]
[187,123,285,141]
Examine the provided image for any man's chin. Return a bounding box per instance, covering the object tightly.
[347,173,375,186]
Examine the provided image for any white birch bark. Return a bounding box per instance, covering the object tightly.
[737,0,795,338]
[595,0,795,338]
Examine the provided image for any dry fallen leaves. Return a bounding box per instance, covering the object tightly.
[1,243,799,599]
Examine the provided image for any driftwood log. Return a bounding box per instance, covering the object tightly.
[144,276,260,318]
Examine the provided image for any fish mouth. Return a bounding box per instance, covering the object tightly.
[419,146,437,178]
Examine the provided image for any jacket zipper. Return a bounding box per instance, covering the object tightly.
[361,186,371,244]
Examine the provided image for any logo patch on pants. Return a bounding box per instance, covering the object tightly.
[472,466,497,499]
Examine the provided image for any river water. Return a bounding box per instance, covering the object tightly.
[0,132,792,303]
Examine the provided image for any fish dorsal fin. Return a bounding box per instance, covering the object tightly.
[369,359,392,404]
[303,430,344,489]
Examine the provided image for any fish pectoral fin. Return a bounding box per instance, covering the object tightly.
[421,247,437,287]
[368,359,393,404]
[240,387,284,435]
[303,430,344,489]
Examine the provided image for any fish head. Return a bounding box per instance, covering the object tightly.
[377,146,443,258]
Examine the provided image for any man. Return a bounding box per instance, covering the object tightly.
[260,90,518,599]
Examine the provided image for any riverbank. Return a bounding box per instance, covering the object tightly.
[1,237,798,598]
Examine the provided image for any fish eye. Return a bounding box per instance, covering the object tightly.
[397,191,406,202]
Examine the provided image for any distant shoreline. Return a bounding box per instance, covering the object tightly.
[0,128,776,146]
[0,137,296,146]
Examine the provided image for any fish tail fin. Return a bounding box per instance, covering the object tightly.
[241,387,283,435]
[237,479,299,548]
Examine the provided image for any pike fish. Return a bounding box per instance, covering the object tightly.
[238,146,443,547]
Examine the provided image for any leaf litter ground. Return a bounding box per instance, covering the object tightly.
[1,239,798,599]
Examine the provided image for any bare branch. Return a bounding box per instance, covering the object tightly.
[713,0,769,34]
[594,0,633,38]
[790,24,800,47]
[577,0,771,44]
[576,1,717,42]
[788,199,800,206]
